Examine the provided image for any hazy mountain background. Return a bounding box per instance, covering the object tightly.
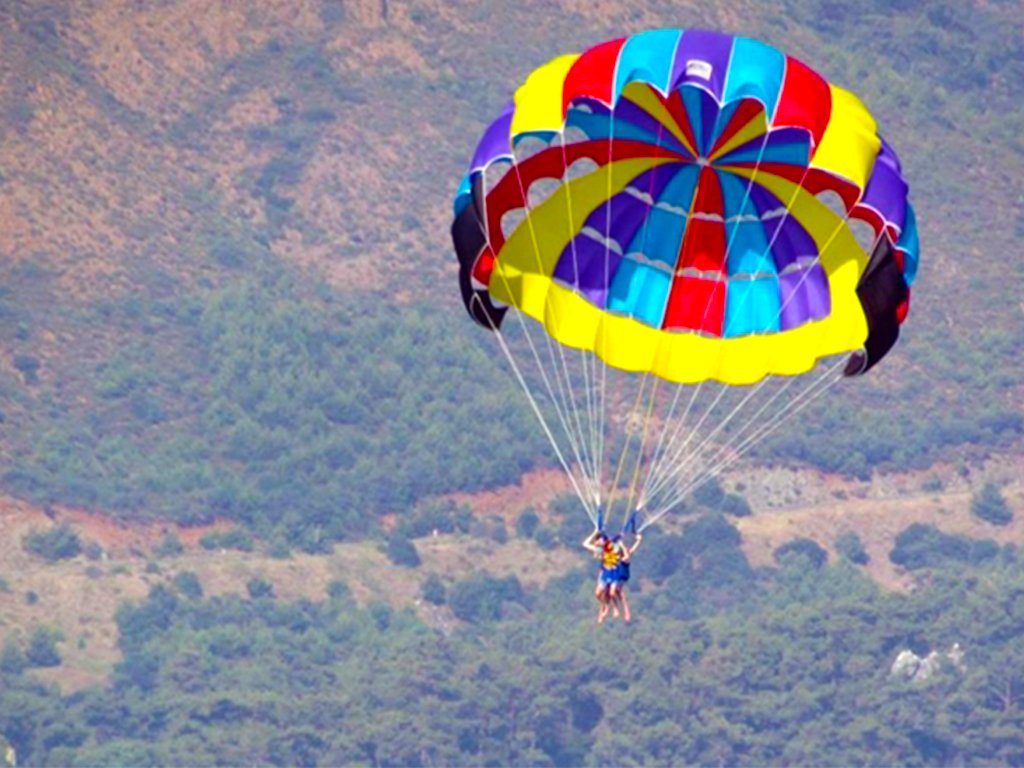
[1,0,1024,764]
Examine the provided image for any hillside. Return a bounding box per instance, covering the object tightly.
[0,0,1021,617]
[3,453,1021,696]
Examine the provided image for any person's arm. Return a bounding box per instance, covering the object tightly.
[582,530,602,554]
[628,533,643,556]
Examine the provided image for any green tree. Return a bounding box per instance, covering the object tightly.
[153,533,185,558]
[25,627,62,668]
[515,508,540,538]
[422,574,446,605]
[246,577,275,599]
[0,642,26,675]
[385,534,421,568]
[774,537,828,569]
[835,532,870,565]
[172,571,203,600]
[971,482,1013,526]
[22,525,81,562]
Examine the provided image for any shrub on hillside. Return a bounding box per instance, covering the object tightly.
[971,482,1013,526]
[386,534,421,568]
[22,524,81,562]
[246,577,275,599]
[448,575,524,623]
[173,571,203,600]
[153,533,185,558]
[422,574,446,605]
[774,538,828,570]
[890,523,999,570]
[25,627,63,668]
[720,493,753,518]
[515,508,540,539]
[835,532,870,565]
[199,529,254,552]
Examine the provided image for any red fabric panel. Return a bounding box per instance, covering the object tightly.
[678,168,726,274]
[562,38,627,113]
[483,139,683,252]
[775,56,831,151]
[710,98,765,157]
[665,90,698,156]
[896,292,910,324]
[663,276,726,335]
[727,160,806,185]
[472,246,496,287]
[803,168,860,211]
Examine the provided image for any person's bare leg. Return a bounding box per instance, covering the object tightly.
[596,583,609,624]
[620,589,632,623]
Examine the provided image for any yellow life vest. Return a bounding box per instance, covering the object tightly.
[602,541,621,569]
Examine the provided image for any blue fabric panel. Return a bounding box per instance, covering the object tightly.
[724,277,781,337]
[565,110,663,146]
[897,202,919,285]
[723,37,785,118]
[718,172,777,276]
[624,165,698,268]
[608,258,673,328]
[615,29,683,97]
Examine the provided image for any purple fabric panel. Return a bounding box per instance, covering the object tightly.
[553,235,620,308]
[553,165,681,306]
[779,264,830,330]
[861,140,908,231]
[587,164,679,229]
[878,137,902,173]
[719,126,810,166]
[470,103,515,171]
[697,87,722,156]
[670,29,734,101]
[611,97,670,138]
[584,194,649,251]
[610,97,693,157]
[748,184,817,271]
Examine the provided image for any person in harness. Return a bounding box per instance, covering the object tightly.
[583,510,643,623]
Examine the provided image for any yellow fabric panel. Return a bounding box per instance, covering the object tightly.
[510,54,580,136]
[618,82,697,156]
[489,156,675,288]
[811,85,880,190]
[710,108,768,160]
[492,162,870,385]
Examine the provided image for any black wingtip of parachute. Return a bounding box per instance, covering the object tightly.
[843,237,909,377]
[452,185,507,332]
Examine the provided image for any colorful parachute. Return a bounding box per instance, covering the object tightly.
[451,30,919,530]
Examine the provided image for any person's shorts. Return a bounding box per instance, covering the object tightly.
[617,561,630,583]
[599,568,618,587]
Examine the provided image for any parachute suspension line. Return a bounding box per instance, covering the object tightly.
[604,371,652,526]
[639,379,705,507]
[623,375,661,526]
[553,130,603,499]
[471,295,597,524]
[640,112,801,517]
[638,131,736,514]
[643,380,730,504]
[678,373,798,483]
[589,350,602,495]
[639,126,868,528]
[594,88,630,509]
[637,383,685,510]
[641,356,845,530]
[507,141,601,508]
[544,320,598,501]
[644,376,772,505]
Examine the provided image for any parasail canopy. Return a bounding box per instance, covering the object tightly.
[451,29,919,531]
